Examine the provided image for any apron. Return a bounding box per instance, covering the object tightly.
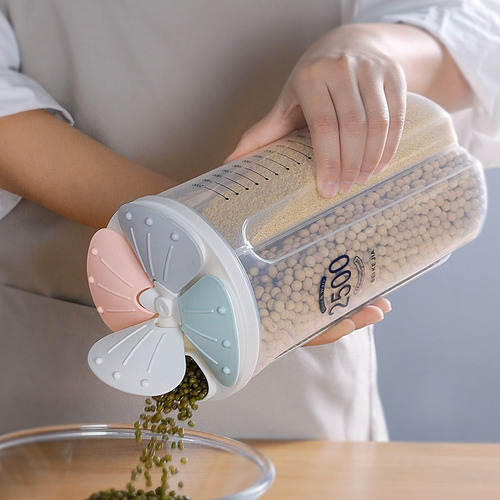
[0,0,387,440]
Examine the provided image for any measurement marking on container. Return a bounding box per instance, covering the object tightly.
[255,162,279,176]
[212,180,239,195]
[193,182,229,200]
[263,153,290,170]
[224,176,249,190]
[291,140,313,150]
[220,169,250,190]
[285,145,312,160]
[274,147,301,165]
[231,170,259,185]
[243,166,269,180]
[236,164,269,181]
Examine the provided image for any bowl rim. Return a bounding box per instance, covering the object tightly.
[0,423,275,500]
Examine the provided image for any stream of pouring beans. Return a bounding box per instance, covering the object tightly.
[86,357,208,500]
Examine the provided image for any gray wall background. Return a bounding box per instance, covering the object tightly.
[375,167,500,442]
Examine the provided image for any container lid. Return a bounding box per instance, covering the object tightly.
[87,198,261,400]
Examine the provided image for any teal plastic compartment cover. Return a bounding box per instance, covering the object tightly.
[179,275,239,387]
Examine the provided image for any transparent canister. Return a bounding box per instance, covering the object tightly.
[87,93,487,400]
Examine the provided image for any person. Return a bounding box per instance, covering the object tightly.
[0,1,498,439]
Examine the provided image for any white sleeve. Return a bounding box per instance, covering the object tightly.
[351,0,500,168]
[0,11,74,218]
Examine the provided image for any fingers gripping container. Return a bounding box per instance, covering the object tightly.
[87,93,487,400]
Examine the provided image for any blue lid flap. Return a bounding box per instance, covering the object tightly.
[179,275,239,387]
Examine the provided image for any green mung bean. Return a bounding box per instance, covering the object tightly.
[85,356,207,500]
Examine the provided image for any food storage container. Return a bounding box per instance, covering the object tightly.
[87,93,487,400]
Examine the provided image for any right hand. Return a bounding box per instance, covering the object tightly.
[226,24,407,198]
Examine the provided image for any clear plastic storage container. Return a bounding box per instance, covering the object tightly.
[87,93,487,400]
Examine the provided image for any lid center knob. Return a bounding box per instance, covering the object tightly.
[155,296,173,318]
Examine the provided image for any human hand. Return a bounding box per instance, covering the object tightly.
[226,24,407,197]
[304,297,392,346]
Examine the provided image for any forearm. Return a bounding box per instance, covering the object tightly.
[327,23,472,112]
[0,109,176,228]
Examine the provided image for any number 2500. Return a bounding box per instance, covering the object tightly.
[328,255,351,316]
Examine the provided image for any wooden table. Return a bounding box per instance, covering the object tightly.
[2,426,500,499]
[251,440,500,499]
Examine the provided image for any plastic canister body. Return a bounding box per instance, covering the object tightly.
[165,93,487,377]
[88,94,487,400]
[239,146,485,372]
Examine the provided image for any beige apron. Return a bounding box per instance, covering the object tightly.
[0,0,387,440]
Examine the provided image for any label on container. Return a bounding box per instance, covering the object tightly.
[319,252,376,317]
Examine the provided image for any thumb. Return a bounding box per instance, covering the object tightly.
[225,109,299,163]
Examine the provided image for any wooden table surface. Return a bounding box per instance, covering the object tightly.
[250,440,500,499]
[2,427,500,499]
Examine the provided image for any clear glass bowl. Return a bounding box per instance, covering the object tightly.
[0,424,275,499]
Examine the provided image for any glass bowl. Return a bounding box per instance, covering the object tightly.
[0,424,275,499]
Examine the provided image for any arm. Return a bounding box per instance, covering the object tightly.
[365,23,472,111]
[0,109,176,228]
[0,10,176,228]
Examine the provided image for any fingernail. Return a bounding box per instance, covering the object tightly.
[339,181,353,194]
[373,162,387,175]
[318,180,338,198]
[356,172,371,184]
